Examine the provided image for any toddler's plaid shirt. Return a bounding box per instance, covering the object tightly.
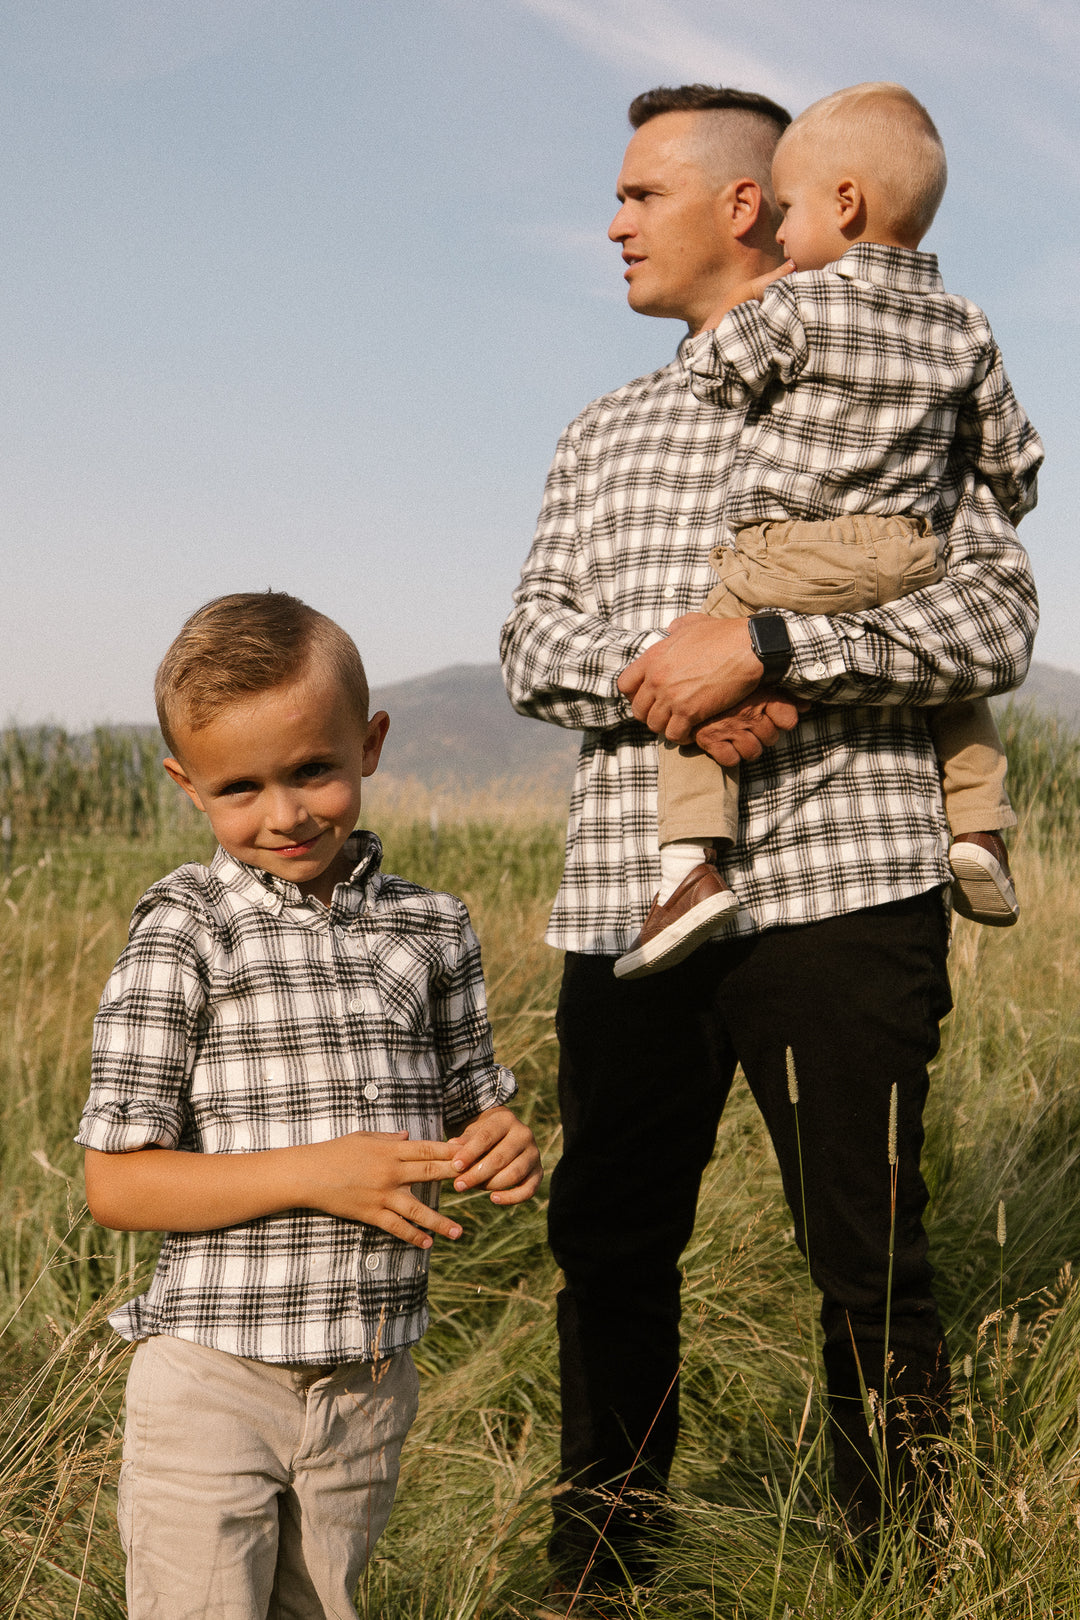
[78,831,515,1364]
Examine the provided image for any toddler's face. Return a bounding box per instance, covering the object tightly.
[772,141,846,272]
[164,667,388,906]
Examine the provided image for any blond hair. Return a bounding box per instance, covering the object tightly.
[155,592,369,756]
[781,82,947,243]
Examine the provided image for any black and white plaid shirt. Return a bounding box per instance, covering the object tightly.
[78,832,515,1364]
[500,257,1039,954]
[693,244,1042,533]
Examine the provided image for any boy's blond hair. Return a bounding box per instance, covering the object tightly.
[156,592,369,756]
[781,81,947,244]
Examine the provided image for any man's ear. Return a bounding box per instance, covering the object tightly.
[361,711,390,779]
[163,757,205,812]
[727,177,765,241]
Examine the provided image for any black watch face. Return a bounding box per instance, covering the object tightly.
[751,617,790,659]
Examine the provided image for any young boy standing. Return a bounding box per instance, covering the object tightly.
[616,81,1043,979]
[78,592,541,1619]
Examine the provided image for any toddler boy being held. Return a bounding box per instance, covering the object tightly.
[78,592,540,1618]
[616,81,1043,979]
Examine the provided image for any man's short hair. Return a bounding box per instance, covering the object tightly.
[782,82,947,242]
[155,592,369,756]
[628,85,791,203]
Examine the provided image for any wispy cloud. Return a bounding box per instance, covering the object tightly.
[507,0,823,110]
[0,0,288,85]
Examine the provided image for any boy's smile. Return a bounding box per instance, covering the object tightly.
[164,667,389,907]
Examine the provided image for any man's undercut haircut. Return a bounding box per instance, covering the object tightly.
[783,82,947,242]
[156,592,369,756]
[629,84,791,205]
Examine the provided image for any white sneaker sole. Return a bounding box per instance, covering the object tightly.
[950,843,1019,927]
[614,891,739,980]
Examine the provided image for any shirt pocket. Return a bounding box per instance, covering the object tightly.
[368,933,440,1035]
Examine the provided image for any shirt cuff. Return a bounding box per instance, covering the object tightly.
[782,611,865,693]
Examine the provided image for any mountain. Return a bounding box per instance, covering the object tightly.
[370,664,579,793]
[370,658,1080,793]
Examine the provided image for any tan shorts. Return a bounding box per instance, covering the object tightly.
[119,1333,419,1619]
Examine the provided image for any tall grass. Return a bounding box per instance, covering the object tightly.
[0,712,1077,1615]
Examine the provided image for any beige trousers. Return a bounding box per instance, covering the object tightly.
[119,1334,419,1620]
[657,514,1014,845]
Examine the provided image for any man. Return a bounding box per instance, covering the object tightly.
[500,84,1037,1600]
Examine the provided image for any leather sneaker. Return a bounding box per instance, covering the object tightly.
[950,832,1019,927]
[614,856,738,979]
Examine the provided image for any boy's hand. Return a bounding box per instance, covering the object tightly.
[693,689,810,767]
[446,1106,542,1205]
[699,259,796,328]
[300,1130,464,1249]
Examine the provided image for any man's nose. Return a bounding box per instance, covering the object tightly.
[608,204,631,243]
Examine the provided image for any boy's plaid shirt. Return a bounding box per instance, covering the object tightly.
[695,244,1043,533]
[500,253,1039,955]
[78,832,516,1364]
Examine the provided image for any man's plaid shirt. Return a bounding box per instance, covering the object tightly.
[694,244,1042,533]
[78,832,515,1364]
[500,264,1039,955]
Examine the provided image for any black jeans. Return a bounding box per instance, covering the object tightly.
[548,891,953,1574]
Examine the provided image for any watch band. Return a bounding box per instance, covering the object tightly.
[747,614,793,684]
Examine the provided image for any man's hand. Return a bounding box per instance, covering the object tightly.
[692,689,809,767]
[618,614,767,744]
[447,1106,542,1206]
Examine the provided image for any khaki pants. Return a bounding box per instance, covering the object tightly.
[119,1334,419,1620]
[657,514,1014,845]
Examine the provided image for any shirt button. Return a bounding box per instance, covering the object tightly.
[363,1083,380,1101]
[348,996,365,1014]
[364,1254,381,1271]
[676,515,689,529]
[261,893,276,910]
[334,925,347,939]
[813,661,828,677]
[663,585,676,600]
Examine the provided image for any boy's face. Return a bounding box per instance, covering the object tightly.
[164,666,389,907]
[772,140,848,271]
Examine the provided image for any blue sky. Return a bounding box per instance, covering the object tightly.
[1,0,1076,726]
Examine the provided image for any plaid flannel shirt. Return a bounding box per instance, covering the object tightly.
[78,831,515,1364]
[500,250,1039,955]
[694,244,1042,533]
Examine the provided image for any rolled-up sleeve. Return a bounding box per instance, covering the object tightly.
[77,899,208,1154]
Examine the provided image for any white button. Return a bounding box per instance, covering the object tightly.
[348,996,365,1014]
[363,1083,380,1101]
[261,893,276,910]
[676,515,689,529]
[813,661,828,677]
[334,925,347,938]
[663,585,676,600]
[364,1253,381,1271]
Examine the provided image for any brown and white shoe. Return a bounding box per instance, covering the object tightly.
[614,855,738,980]
[950,832,1019,927]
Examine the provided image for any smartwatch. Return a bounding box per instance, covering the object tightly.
[747,614,793,685]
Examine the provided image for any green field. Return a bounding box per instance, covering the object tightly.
[1,711,1079,1617]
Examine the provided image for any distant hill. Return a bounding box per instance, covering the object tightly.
[371,664,579,793]
[371,658,1080,793]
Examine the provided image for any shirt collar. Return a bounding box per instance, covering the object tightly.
[210,829,384,915]
[826,242,943,294]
